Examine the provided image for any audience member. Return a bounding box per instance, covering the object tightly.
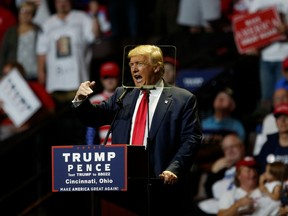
[15,0,51,26]
[87,0,111,38]
[85,0,114,67]
[36,0,95,108]
[0,1,40,80]
[86,61,120,145]
[253,87,288,155]
[259,161,285,201]
[202,87,246,143]
[177,0,221,33]
[218,156,280,216]
[192,134,245,215]
[0,61,55,141]
[256,103,288,174]
[194,87,246,198]
[205,134,246,196]
[248,0,288,112]
[262,88,288,136]
[163,56,179,85]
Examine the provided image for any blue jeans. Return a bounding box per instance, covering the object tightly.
[260,59,283,101]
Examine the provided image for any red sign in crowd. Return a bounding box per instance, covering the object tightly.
[232,7,286,54]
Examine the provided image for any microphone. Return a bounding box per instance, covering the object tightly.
[116,87,132,107]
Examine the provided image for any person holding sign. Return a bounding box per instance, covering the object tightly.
[0,61,55,141]
[247,0,288,113]
[72,45,202,215]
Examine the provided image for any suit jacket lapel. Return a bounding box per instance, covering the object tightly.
[128,88,140,114]
[149,87,173,140]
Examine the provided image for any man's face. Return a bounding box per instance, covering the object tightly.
[129,56,159,87]
[213,92,234,112]
[222,137,243,163]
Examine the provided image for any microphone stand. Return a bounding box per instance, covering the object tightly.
[103,108,121,145]
[103,88,130,145]
[141,85,155,216]
[91,88,129,216]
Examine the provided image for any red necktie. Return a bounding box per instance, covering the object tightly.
[132,91,148,145]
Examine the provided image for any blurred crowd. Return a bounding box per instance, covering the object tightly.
[1,0,288,215]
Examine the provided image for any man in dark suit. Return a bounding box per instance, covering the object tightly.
[72,45,202,215]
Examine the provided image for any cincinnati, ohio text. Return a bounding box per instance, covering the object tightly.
[65,177,113,184]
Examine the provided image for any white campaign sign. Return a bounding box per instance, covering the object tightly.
[0,69,41,127]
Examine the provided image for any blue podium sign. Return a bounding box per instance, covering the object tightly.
[52,145,127,192]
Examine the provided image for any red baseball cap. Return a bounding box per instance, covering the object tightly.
[273,103,288,118]
[163,56,179,67]
[236,156,257,170]
[100,62,120,78]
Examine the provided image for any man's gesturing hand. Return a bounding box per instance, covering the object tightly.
[74,81,96,101]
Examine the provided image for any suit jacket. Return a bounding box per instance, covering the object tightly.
[73,84,202,180]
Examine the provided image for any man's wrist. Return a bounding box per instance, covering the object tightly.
[72,97,86,107]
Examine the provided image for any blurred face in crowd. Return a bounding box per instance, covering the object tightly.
[88,0,99,14]
[276,114,288,134]
[101,76,119,93]
[237,166,258,190]
[221,134,244,164]
[18,2,36,24]
[55,0,71,15]
[213,92,235,113]
[273,88,288,107]
[163,62,175,85]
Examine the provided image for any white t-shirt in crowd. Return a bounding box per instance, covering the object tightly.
[37,10,95,93]
[218,187,280,216]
